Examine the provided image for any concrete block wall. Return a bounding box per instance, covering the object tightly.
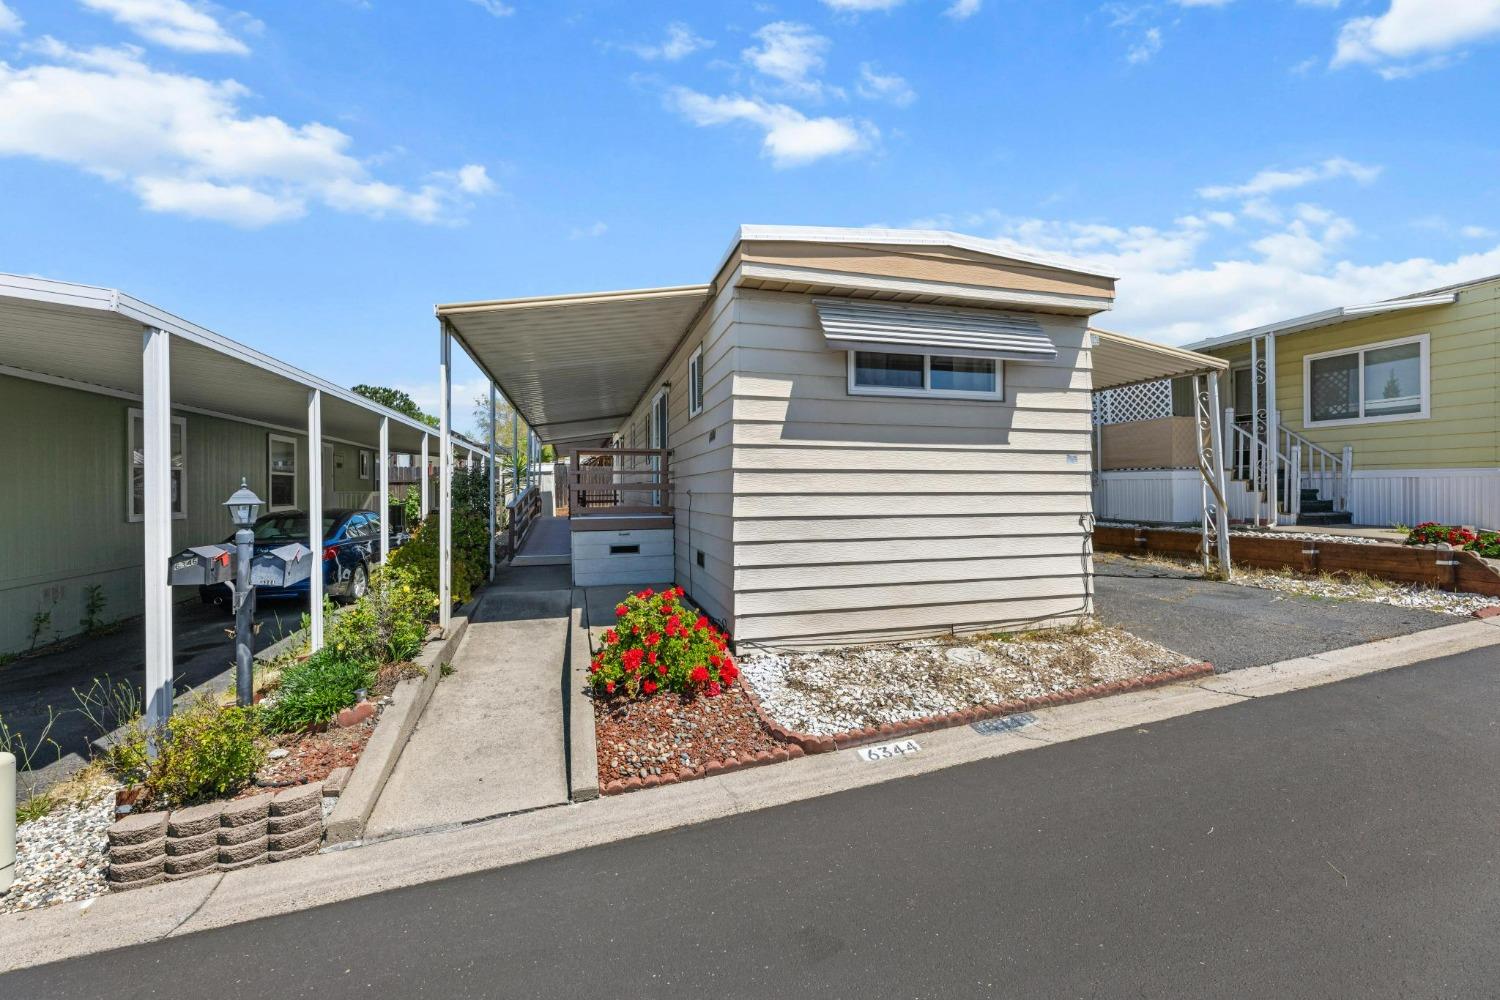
[105,768,349,891]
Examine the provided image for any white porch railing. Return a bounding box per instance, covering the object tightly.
[1222,407,1353,523]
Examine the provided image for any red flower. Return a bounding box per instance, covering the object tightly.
[631,624,641,635]
[708,653,720,667]
[604,629,617,645]
[689,664,709,684]
[719,660,738,683]
[615,604,627,617]
[605,680,615,694]
[695,615,709,630]
[642,679,658,695]
[656,664,667,677]
[638,587,654,599]
[622,648,644,673]
[647,650,658,665]
[589,659,601,674]
[645,632,661,647]
[706,681,721,697]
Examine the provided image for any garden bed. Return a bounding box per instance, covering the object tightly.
[741,623,1200,738]
[594,685,794,792]
[0,784,116,915]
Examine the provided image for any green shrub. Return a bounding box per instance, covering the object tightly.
[388,513,486,604]
[262,648,375,734]
[148,697,264,805]
[589,586,738,699]
[325,566,436,664]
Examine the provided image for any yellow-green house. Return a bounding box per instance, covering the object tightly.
[1185,272,1500,529]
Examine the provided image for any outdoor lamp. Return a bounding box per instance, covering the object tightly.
[224,479,263,528]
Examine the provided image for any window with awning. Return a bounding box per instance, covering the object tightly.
[814,298,1058,361]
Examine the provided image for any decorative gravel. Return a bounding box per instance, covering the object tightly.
[594,685,786,784]
[1099,521,1390,546]
[741,624,1194,736]
[0,790,116,915]
[1233,569,1497,616]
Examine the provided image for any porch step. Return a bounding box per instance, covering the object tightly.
[1300,498,1335,514]
[1296,510,1353,527]
[1299,488,1321,502]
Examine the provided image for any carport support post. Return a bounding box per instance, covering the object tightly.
[141,326,174,738]
[1264,332,1280,525]
[488,383,497,579]
[308,388,325,652]
[439,323,453,632]
[378,415,390,565]
[420,435,429,519]
[1206,371,1233,578]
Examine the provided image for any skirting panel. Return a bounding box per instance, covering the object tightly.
[1349,468,1500,530]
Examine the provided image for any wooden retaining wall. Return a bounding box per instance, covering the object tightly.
[1094,526,1500,597]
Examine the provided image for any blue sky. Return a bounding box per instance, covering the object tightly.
[1,0,1498,419]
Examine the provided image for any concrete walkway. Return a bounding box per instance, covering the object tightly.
[363,570,572,840]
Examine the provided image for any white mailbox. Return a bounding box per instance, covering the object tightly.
[250,542,314,588]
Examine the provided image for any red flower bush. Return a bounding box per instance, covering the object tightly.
[1406,522,1481,548]
[590,586,737,699]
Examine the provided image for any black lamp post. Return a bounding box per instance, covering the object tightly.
[224,480,263,707]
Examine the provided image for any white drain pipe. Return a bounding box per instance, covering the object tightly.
[1,752,15,894]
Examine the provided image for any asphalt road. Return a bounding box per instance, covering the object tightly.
[11,645,1499,999]
[1094,553,1456,670]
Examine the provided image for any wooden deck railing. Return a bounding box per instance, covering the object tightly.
[498,484,542,562]
[567,448,671,517]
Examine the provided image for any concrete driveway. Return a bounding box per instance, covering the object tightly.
[0,598,301,790]
[1094,552,1458,671]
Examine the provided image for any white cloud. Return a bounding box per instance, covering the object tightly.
[626,22,711,61]
[925,196,1500,346]
[0,41,495,226]
[945,0,981,19]
[1127,26,1162,63]
[569,221,608,239]
[856,63,915,106]
[820,0,906,10]
[466,0,514,17]
[1197,157,1381,200]
[743,22,830,98]
[79,0,250,55]
[1461,225,1496,240]
[668,87,873,167]
[0,1,22,34]
[1333,0,1500,73]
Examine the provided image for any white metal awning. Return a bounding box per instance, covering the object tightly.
[1185,292,1459,352]
[0,273,450,453]
[437,285,713,446]
[1090,328,1227,391]
[812,298,1057,361]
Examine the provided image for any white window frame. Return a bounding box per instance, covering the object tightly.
[359,449,372,480]
[687,345,704,418]
[1302,333,1430,428]
[846,350,1004,401]
[127,408,187,522]
[267,433,299,512]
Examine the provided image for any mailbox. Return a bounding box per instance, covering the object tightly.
[250,543,314,588]
[168,545,235,587]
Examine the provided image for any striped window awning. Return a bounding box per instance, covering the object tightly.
[813,298,1057,361]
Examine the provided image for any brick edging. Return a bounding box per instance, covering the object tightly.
[1475,605,1500,619]
[742,661,1217,754]
[599,739,806,796]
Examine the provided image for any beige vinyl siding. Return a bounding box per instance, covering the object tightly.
[732,241,1116,302]
[611,282,739,626]
[725,289,1094,646]
[0,372,371,654]
[1208,278,1500,470]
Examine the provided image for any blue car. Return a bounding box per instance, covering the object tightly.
[199,508,385,611]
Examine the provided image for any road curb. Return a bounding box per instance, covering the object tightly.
[565,590,600,803]
[323,592,477,845]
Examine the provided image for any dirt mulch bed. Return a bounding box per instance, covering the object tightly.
[239,718,373,794]
[594,684,797,794]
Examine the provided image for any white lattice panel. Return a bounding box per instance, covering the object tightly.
[1093,379,1172,425]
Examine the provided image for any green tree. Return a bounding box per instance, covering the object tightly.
[353,385,439,427]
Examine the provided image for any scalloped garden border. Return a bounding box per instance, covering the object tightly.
[600,660,1214,796]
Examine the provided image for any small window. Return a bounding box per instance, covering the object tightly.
[848,351,1002,400]
[268,434,299,511]
[1304,335,1428,426]
[688,346,705,417]
[359,450,372,480]
[128,409,187,521]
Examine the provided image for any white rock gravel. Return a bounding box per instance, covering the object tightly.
[0,791,115,915]
[1099,521,1388,546]
[1234,572,1496,616]
[742,625,1194,736]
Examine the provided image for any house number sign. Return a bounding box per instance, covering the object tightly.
[855,738,920,761]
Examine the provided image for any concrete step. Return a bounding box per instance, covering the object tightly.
[1296,510,1354,527]
[1300,499,1336,513]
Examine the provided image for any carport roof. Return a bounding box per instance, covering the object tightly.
[1090,327,1227,391]
[0,273,465,452]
